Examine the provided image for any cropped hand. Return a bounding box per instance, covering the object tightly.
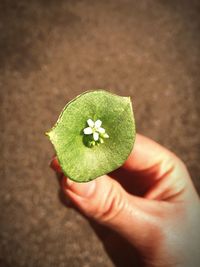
[51,134,200,267]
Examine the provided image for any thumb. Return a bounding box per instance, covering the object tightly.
[61,175,161,246]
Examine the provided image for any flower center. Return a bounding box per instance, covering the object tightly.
[83,119,109,147]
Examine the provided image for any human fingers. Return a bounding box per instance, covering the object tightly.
[109,133,179,197]
[60,174,162,247]
[122,134,198,202]
[123,134,179,179]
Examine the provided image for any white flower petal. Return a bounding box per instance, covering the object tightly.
[84,127,93,135]
[87,119,95,127]
[95,119,102,128]
[93,132,99,141]
[98,127,105,134]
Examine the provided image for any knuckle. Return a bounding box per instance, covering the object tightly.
[94,181,126,224]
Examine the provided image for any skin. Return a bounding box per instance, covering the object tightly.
[51,134,200,267]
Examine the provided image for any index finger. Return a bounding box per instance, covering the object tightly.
[123,133,178,179]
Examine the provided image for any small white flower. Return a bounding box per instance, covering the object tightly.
[83,119,109,144]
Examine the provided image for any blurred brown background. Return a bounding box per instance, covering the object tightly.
[0,0,200,266]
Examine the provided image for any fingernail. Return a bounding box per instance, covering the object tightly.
[50,157,62,173]
[65,178,96,198]
[49,158,54,168]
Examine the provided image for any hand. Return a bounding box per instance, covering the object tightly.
[51,134,200,267]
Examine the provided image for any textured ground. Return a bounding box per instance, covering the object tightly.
[0,1,200,267]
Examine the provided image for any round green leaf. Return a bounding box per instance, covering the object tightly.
[46,90,136,182]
